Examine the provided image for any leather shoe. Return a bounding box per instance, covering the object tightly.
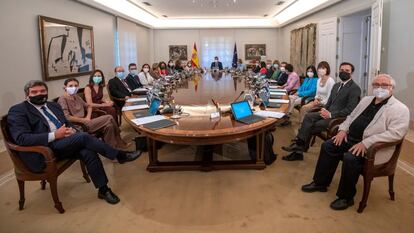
[117,150,142,164]
[98,189,120,204]
[282,152,303,161]
[301,181,328,192]
[330,198,354,210]
[282,143,304,152]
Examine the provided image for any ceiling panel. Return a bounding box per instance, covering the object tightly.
[129,0,295,19]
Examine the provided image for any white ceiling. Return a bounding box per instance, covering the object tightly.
[128,0,295,19]
[78,0,342,28]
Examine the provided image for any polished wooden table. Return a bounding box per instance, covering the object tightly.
[123,72,288,172]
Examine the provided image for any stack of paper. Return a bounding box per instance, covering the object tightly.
[133,88,149,92]
[269,99,289,104]
[131,115,166,125]
[254,110,286,119]
[122,105,149,111]
[126,97,147,103]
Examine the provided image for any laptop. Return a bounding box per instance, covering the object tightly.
[133,97,161,118]
[230,100,265,124]
[259,91,282,108]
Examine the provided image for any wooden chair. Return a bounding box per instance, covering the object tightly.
[106,85,125,126]
[0,115,90,213]
[357,139,404,213]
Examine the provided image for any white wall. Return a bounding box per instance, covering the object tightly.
[381,0,414,124]
[153,28,281,66]
[0,0,116,115]
[278,0,414,123]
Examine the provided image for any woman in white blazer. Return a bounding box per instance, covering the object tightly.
[138,63,154,86]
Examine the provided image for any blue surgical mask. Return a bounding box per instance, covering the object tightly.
[92,76,102,84]
[273,64,279,68]
[130,70,138,76]
[116,72,125,79]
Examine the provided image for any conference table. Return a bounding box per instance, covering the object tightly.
[123,72,288,172]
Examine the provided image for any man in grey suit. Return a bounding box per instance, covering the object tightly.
[282,62,361,161]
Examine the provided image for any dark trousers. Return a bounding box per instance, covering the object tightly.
[49,132,119,188]
[313,138,364,200]
[297,112,331,148]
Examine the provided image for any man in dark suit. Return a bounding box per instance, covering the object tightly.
[108,66,132,108]
[282,62,361,161]
[276,62,288,86]
[7,80,141,204]
[125,63,142,91]
[210,56,223,70]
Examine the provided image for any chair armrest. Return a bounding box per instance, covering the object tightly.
[288,89,297,95]
[365,140,404,160]
[92,109,107,117]
[6,143,55,161]
[309,106,322,113]
[301,96,314,106]
[328,117,346,129]
[71,121,88,132]
[111,96,126,102]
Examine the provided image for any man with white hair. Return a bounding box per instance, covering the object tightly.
[301,74,410,210]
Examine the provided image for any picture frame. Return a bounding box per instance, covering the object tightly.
[38,16,95,81]
[169,45,188,61]
[245,44,266,60]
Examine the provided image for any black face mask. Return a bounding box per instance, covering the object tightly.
[339,71,351,81]
[29,94,48,105]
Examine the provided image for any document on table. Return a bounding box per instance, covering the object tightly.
[269,92,286,96]
[254,110,285,119]
[269,87,287,92]
[133,88,149,92]
[122,105,148,111]
[269,99,289,104]
[126,97,147,103]
[131,115,166,125]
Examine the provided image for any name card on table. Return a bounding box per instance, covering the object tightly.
[122,105,148,111]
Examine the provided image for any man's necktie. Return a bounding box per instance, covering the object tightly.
[41,106,62,129]
[337,83,344,93]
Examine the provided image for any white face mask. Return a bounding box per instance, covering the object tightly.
[307,72,314,77]
[66,86,78,95]
[266,64,271,69]
[373,87,390,99]
[143,68,149,73]
[317,68,327,76]
[273,64,279,68]
[280,67,286,72]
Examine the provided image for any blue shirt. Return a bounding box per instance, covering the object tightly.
[297,77,317,98]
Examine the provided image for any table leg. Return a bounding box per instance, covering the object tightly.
[255,131,265,165]
[146,137,159,171]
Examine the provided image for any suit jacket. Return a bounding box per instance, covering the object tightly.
[276,72,288,86]
[324,79,361,118]
[108,77,131,107]
[125,74,142,90]
[7,101,74,172]
[210,61,223,70]
[339,96,410,165]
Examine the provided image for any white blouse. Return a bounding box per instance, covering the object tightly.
[138,72,154,86]
[315,77,335,105]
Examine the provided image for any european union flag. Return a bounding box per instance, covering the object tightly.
[232,43,238,68]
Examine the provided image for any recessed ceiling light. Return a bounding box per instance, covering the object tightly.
[263,14,268,17]
[142,1,152,6]
[275,1,285,5]
[162,15,168,18]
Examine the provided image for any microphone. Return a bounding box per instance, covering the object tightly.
[233,90,245,103]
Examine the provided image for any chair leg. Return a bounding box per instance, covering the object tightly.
[47,177,65,214]
[388,174,395,201]
[17,179,25,211]
[357,176,373,213]
[41,180,46,190]
[80,161,91,183]
[310,135,316,147]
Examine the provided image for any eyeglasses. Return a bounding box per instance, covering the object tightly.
[372,83,392,88]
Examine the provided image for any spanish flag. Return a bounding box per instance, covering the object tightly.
[191,42,200,68]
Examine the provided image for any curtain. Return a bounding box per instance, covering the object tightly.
[290,23,317,76]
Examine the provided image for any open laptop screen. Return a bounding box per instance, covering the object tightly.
[231,100,253,120]
[148,98,161,115]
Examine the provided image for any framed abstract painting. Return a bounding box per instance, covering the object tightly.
[38,16,95,81]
